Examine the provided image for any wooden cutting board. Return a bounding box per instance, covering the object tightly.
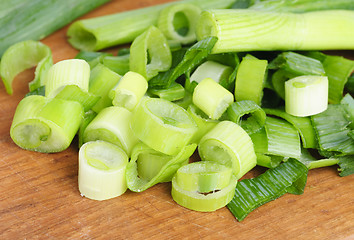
[0,0,353,239]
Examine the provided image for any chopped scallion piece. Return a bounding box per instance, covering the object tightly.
[78,141,128,201]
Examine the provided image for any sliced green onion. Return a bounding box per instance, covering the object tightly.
[189,60,233,84]
[192,78,234,120]
[148,82,185,102]
[10,95,83,153]
[297,148,339,170]
[148,36,217,89]
[322,55,354,104]
[89,64,122,113]
[171,161,237,212]
[227,100,266,135]
[109,71,148,111]
[264,108,317,149]
[0,40,52,95]
[83,106,139,157]
[126,142,197,192]
[268,51,325,76]
[75,51,112,69]
[187,104,219,144]
[101,55,130,76]
[174,90,193,110]
[234,54,268,106]
[78,140,128,201]
[198,121,257,179]
[264,116,301,159]
[131,97,198,155]
[227,159,308,221]
[175,161,233,192]
[270,69,296,99]
[54,85,100,112]
[285,75,328,117]
[45,59,90,98]
[311,104,354,157]
[129,26,172,80]
[196,9,354,53]
[337,155,354,177]
[340,94,354,129]
[78,110,97,148]
[66,0,236,51]
[157,3,201,45]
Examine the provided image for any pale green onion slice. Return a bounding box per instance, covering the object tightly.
[83,106,139,157]
[227,100,266,135]
[0,40,52,95]
[131,97,198,155]
[78,140,128,201]
[341,94,354,129]
[192,78,234,120]
[187,104,219,144]
[171,163,237,212]
[129,26,172,80]
[54,85,100,112]
[175,161,233,192]
[234,54,268,106]
[198,121,257,179]
[109,71,148,111]
[157,3,201,45]
[89,64,122,113]
[126,142,197,192]
[78,110,97,148]
[189,60,233,84]
[45,59,90,98]
[196,9,354,53]
[285,75,328,117]
[10,95,83,153]
[148,82,185,102]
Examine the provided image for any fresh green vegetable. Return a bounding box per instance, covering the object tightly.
[198,121,257,179]
[227,159,308,221]
[67,0,237,51]
[78,140,128,201]
[10,95,83,153]
[0,40,52,95]
[171,161,237,212]
[0,0,110,57]
[126,142,197,192]
[285,75,328,117]
[196,9,354,53]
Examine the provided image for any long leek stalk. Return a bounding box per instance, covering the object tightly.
[67,0,237,51]
[196,9,354,53]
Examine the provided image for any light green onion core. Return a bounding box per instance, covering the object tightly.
[285,75,328,117]
[171,161,237,212]
[189,60,233,84]
[198,121,257,179]
[131,97,198,155]
[78,140,128,201]
[109,71,148,111]
[193,77,234,120]
[45,59,90,98]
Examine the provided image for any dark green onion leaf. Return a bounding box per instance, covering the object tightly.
[25,85,46,97]
[148,36,218,89]
[311,104,354,157]
[338,155,354,177]
[227,159,308,221]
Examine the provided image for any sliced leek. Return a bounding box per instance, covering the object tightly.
[131,97,198,155]
[78,141,128,201]
[192,77,234,120]
[0,40,52,95]
[198,121,257,179]
[285,75,328,117]
[171,161,237,212]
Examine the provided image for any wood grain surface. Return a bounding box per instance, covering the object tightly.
[0,0,353,239]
